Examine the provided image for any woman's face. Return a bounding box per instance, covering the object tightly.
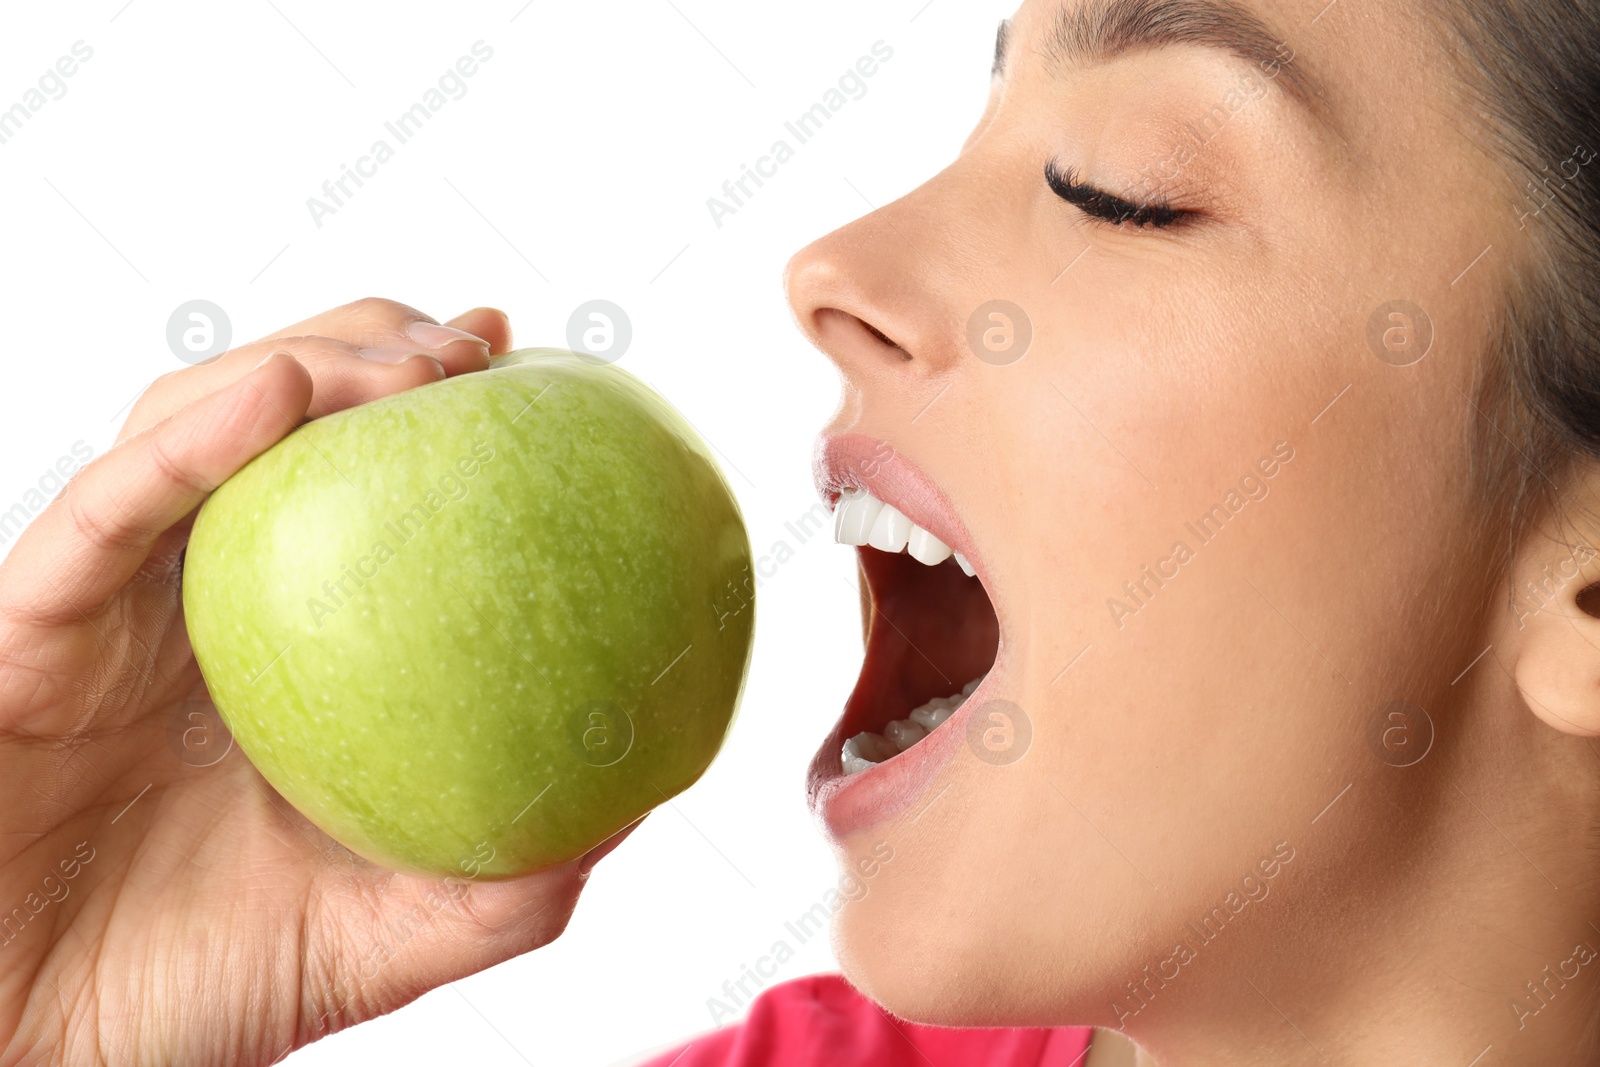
[785,0,1522,1037]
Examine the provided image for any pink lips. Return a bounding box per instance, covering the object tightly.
[805,433,1000,840]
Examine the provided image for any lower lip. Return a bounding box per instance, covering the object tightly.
[806,673,996,839]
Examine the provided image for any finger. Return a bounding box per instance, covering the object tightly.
[302,861,586,1035]
[119,336,445,443]
[302,819,645,1035]
[120,295,492,438]
[444,307,513,356]
[254,296,493,374]
[0,353,313,623]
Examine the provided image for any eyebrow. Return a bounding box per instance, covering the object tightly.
[995,0,1325,119]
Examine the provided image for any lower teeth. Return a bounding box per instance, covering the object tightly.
[840,673,987,775]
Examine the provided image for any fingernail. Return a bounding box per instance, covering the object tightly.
[578,816,646,876]
[407,320,489,350]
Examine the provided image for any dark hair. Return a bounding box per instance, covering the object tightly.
[1441,2,1600,548]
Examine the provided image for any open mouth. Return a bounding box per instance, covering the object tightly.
[808,435,1001,828]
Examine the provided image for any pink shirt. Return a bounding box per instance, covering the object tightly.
[641,973,1093,1066]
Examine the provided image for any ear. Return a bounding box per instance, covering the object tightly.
[1508,533,1600,736]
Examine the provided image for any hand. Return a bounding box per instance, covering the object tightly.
[0,299,629,1067]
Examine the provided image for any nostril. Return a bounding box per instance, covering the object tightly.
[811,307,913,366]
[863,321,902,351]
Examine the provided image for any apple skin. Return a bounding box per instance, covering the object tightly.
[182,349,755,878]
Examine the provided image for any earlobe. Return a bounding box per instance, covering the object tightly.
[1512,569,1600,737]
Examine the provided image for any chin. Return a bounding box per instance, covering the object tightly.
[825,844,1120,1031]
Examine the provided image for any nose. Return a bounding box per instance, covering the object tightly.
[783,177,968,385]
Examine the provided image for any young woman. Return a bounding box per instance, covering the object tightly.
[2,0,1597,1063]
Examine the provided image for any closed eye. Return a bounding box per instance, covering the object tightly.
[1045,158,1187,229]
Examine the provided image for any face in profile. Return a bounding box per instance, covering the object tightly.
[783,0,1600,1060]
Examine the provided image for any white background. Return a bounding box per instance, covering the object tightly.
[0,2,1009,1063]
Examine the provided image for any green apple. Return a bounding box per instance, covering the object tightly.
[182,349,755,878]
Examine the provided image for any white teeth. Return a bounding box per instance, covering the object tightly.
[867,504,912,553]
[909,699,954,733]
[841,750,877,776]
[833,488,885,547]
[843,731,898,766]
[883,717,927,751]
[907,525,952,566]
[832,488,973,573]
[840,672,989,775]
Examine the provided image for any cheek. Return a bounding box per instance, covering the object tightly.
[918,249,1492,1001]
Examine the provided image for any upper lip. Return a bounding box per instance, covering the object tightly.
[811,433,980,576]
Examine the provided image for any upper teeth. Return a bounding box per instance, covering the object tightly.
[833,489,975,575]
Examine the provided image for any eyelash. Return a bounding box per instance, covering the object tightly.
[1044,158,1187,229]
